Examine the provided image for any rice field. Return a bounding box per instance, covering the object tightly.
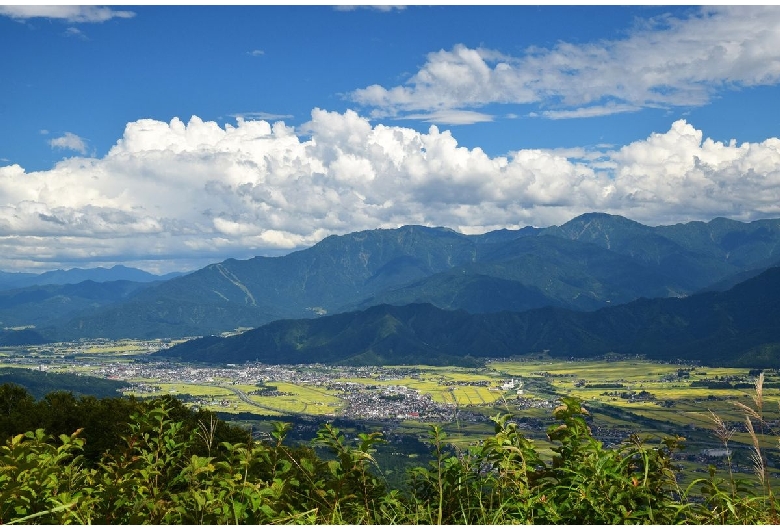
[332,369,507,407]
[243,382,343,416]
[79,354,780,437]
[128,383,259,414]
[491,359,689,380]
[427,385,504,406]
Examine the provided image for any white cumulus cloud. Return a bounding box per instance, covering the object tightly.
[351,6,780,121]
[0,111,779,272]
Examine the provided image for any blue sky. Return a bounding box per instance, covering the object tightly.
[1,5,780,273]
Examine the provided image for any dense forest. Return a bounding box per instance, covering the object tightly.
[1,382,778,524]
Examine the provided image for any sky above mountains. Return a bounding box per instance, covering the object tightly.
[1,5,780,274]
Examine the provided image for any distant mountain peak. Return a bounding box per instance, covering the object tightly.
[558,212,644,230]
[543,212,652,250]
[572,212,629,221]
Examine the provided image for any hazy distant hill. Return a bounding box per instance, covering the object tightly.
[0,271,37,292]
[0,280,156,331]
[36,213,780,340]
[0,265,181,291]
[157,266,780,368]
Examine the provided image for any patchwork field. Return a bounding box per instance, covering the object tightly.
[3,340,778,489]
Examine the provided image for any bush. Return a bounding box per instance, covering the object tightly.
[2,388,780,524]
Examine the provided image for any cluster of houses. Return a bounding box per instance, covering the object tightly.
[7,340,546,423]
[334,382,456,421]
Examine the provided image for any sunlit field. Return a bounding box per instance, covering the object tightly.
[243,382,343,416]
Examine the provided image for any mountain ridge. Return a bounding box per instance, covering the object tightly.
[157,265,780,368]
[12,212,780,341]
[0,265,182,291]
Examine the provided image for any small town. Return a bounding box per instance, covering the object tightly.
[1,338,554,423]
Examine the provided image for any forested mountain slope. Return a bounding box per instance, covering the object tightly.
[158,266,780,368]
[30,213,780,340]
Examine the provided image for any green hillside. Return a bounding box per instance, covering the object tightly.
[0,280,155,330]
[158,266,780,367]
[0,367,127,399]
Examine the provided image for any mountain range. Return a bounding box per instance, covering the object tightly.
[0,264,181,291]
[0,213,778,364]
[157,265,780,368]
[0,280,158,332]
[0,266,182,333]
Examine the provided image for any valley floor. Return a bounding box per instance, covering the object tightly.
[2,339,778,489]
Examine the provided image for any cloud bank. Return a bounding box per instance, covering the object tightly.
[351,6,780,123]
[0,5,135,23]
[0,110,778,272]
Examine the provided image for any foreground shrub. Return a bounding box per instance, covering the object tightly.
[1,391,780,524]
